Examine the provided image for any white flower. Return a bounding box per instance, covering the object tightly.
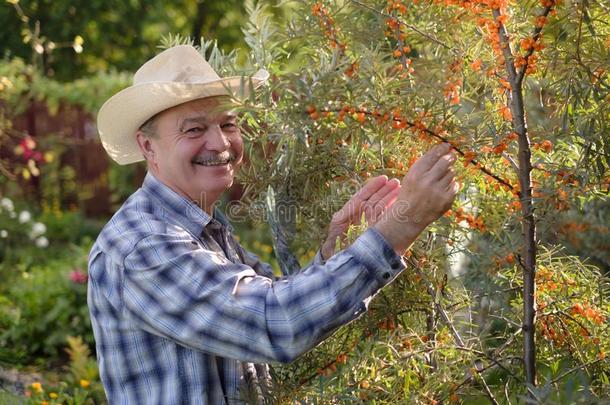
[0,230,7,238]
[1,197,14,212]
[18,210,31,223]
[35,236,49,248]
[31,222,46,237]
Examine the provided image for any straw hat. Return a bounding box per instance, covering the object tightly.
[97,45,269,165]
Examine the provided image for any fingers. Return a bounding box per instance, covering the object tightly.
[429,152,457,181]
[348,175,388,210]
[365,178,400,207]
[409,143,452,175]
[363,179,400,223]
[332,175,388,224]
[439,167,456,189]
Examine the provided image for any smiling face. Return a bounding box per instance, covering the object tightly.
[136,97,243,212]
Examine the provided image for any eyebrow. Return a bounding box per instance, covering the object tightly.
[179,113,237,128]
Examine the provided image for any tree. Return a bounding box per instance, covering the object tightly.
[0,0,248,80]
[222,0,609,402]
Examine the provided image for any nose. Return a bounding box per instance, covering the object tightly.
[205,125,230,152]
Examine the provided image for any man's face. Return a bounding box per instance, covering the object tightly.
[138,97,243,210]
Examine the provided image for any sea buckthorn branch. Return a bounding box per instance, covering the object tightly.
[297,322,393,386]
[393,23,414,77]
[552,314,602,365]
[311,2,363,79]
[378,6,516,198]
[491,8,518,89]
[311,2,347,54]
[516,5,555,84]
[407,257,465,348]
[306,105,518,194]
[405,254,519,405]
[550,358,606,386]
[349,0,456,53]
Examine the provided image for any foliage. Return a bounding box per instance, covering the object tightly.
[225,0,610,402]
[0,56,130,117]
[14,336,106,404]
[24,379,102,405]
[0,244,92,364]
[0,196,49,263]
[0,0,608,402]
[0,0,250,80]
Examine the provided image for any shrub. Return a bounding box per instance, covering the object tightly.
[0,245,92,364]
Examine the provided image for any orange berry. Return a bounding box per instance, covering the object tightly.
[535,16,548,27]
[463,151,477,165]
[499,106,513,121]
[493,143,508,155]
[470,58,483,71]
[540,140,553,153]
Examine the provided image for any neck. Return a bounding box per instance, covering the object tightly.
[196,193,222,215]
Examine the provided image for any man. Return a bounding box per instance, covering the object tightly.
[89,45,458,404]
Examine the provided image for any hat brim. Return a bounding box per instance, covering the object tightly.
[97,75,267,165]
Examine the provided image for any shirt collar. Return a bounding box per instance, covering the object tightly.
[141,172,216,237]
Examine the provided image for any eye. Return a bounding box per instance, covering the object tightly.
[184,127,205,136]
[221,123,238,131]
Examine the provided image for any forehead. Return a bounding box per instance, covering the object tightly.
[158,97,236,124]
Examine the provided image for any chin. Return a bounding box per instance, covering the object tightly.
[193,179,233,198]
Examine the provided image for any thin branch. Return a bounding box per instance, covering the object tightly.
[516,6,554,84]
[349,0,456,53]
[318,107,518,194]
[502,152,520,175]
[505,380,514,405]
[408,258,465,348]
[492,9,519,87]
[480,371,501,405]
[549,358,605,385]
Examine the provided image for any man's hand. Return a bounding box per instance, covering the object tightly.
[374,143,458,254]
[321,175,400,260]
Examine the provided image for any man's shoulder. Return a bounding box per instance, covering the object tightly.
[92,188,170,260]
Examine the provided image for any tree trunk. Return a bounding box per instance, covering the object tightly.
[191,1,207,47]
[493,8,538,400]
[512,85,538,399]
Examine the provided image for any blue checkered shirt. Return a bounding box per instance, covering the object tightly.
[88,172,406,404]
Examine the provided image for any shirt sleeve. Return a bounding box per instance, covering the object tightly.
[234,244,277,279]
[122,227,405,364]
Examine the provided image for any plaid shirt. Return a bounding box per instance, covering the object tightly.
[88,172,406,404]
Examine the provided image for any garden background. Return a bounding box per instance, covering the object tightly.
[0,0,608,403]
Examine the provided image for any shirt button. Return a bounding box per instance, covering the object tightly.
[390,259,400,270]
[191,241,198,246]
[382,272,391,279]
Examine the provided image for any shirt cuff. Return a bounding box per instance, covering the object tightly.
[347,227,406,286]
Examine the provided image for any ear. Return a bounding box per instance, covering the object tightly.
[136,131,157,166]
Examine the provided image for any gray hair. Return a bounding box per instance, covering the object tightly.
[138,114,159,138]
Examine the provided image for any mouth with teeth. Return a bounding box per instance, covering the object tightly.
[192,152,235,167]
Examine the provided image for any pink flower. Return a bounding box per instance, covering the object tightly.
[70,269,88,284]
